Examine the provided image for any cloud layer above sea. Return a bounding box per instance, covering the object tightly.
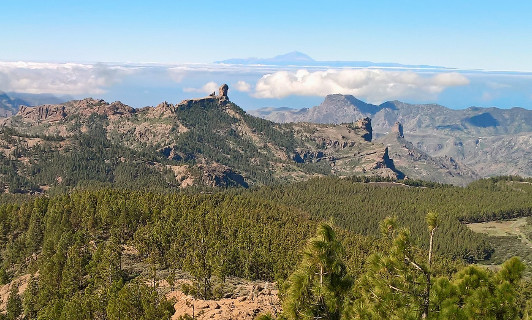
[0,61,135,95]
[253,69,470,103]
[0,60,531,109]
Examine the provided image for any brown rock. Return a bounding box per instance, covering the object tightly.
[392,121,404,138]
[197,162,248,188]
[18,105,66,122]
[219,84,228,98]
[354,117,372,142]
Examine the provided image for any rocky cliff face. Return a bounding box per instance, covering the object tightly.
[18,105,67,122]
[355,117,372,142]
[392,122,404,138]
[0,92,68,118]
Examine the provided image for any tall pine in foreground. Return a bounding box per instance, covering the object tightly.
[353,223,429,319]
[353,214,525,320]
[265,215,527,320]
[281,223,353,320]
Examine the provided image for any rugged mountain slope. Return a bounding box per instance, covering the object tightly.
[251,95,532,178]
[0,86,403,193]
[377,122,479,186]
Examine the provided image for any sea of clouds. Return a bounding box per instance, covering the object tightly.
[0,60,531,109]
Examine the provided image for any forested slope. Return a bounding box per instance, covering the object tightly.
[1,177,532,318]
[0,188,386,319]
[249,176,532,261]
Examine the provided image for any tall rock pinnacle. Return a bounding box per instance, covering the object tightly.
[219,84,229,100]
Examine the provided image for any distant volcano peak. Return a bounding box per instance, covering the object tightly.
[217,51,315,65]
[270,51,314,62]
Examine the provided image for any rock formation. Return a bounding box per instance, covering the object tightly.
[355,117,372,142]
[15,98,136,123]
[18,105,66,122]
[392,122,404,138]
[219,84,229,101]
[253,93,532,178]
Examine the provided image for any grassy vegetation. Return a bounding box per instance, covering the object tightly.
[467,217,532,277]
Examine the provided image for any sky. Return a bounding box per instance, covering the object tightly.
[1,1,532,110]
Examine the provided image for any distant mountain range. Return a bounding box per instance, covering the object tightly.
[0,92,70,117]
[250,95,532,178]
[217,51,446,69]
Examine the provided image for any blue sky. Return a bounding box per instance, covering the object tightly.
[1,1,532,109]
[3,0,532,70]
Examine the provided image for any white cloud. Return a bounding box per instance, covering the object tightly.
[183,81,219,94]
[167,67,187,83]
[253,69,470,103]
[234,80,251,92]
[0,61,134,95]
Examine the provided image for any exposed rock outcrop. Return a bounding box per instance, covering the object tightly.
[392,122,404,138]
[145,101,177,118]
[169,282,280,320]
[355,117,372,142]
[219,84,228,98]
[16,98,135,123]
[218,84,229,103]
[377,129,479,186]
[18,104,66,122]
[362,146,401,177]
[292,150,326,163]
[198,162,248,188]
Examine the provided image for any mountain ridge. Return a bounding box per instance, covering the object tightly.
[0,85,423,193]
[251,94,532,178]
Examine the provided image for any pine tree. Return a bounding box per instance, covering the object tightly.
[355,228,427,319]
[0,267,8,285]
[424,212,439,319]
[282,223,352,320]
[6,284,22,320]
[354,214,437,320]
[431,256,525,319]
[23,275,39,319]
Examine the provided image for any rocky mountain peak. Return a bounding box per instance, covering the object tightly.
[155,101,172,110]
[18,104,66,122]
[66,98,135,118]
